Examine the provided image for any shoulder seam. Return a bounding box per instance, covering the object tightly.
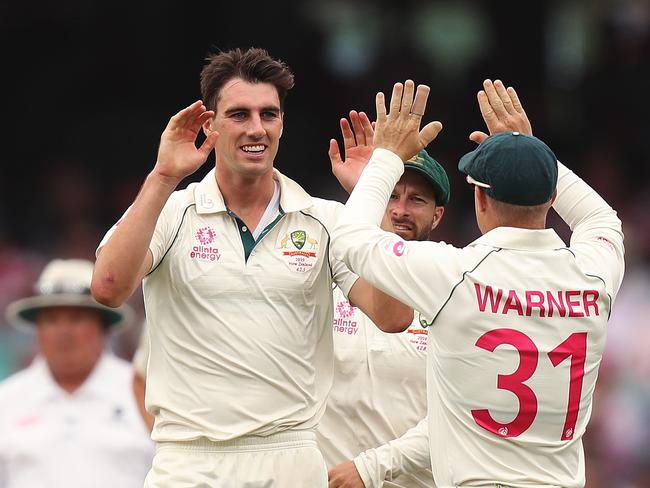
[425,248,501,327]
[147,203,195,276]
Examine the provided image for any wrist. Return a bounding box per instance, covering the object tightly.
[146,169,183,193]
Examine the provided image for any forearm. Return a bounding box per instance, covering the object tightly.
[554,162,623,241]
[92,171,179,306]
[332,148,449,320]
[370,285,414,333]
[552,161,624,294]
[331,148,403,269]
[342,148,404,227]
[353,418,431,486]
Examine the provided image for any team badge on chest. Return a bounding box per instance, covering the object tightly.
[277,229,319,273]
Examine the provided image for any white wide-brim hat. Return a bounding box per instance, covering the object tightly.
[5,259,134,332]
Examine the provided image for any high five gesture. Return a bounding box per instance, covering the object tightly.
[373,80,443,161]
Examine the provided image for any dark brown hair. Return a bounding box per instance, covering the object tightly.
[200,47,295,113]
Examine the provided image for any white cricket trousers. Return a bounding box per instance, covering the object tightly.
[143,429,327,487]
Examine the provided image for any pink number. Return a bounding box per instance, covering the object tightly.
[548,332,587,440]
[471,329,538,438]
[472,329,587,440]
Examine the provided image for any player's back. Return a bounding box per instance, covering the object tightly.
[427,236,610,487]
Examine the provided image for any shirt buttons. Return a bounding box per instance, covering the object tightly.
[242,226,248,232]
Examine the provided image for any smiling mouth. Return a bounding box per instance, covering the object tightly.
[241,144,267,154]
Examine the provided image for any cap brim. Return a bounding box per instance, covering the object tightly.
[458,149,478,174]
[403,163,449,206]
[5,294,134,333]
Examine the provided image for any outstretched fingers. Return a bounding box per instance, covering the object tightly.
[494,79,516,115]
[508,86,525,114]
[411,84,430,116]
[375,91,387,124]
[483,79,509,120]
[358,112,374,144]
[328,138,342,167]
[419,121,443,147]
[349,111,366,146]
[477,89,498,129]
[469,130,489,145]
[389,82,403,117]
[169,100,205,129]
[340,117,356,150]
[400,80,415,115]
[189,110,215,134]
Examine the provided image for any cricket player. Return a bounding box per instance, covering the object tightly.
[331,79,625,487]
[91,47,412,487]
[319,110,447,487]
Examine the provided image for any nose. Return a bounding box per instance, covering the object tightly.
[389,197,409,218]
[246,113,266,139]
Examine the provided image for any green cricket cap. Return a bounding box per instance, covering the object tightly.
[404,149,450,206]
[458,131,558,206]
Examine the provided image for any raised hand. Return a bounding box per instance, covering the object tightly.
[373,80,443,161]
[469,79,532,145]
[328,461,365,488]
[153,100,219,183]
[329,110,375,193]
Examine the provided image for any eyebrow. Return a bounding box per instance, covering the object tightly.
[223,105,281,115]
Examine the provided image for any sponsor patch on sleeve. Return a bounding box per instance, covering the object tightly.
[383,239,406,257]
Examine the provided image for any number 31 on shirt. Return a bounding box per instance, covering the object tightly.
[471,328,587,441]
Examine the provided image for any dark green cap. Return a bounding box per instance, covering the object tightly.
[458,131,558,206]
[404,150,450,206]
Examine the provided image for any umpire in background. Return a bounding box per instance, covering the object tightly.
[0,259,154,488]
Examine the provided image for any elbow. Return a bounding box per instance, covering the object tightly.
[91,273,129,308]
[377,308,414,333]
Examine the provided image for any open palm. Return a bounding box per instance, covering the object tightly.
[155,100,219,181]
[329,111,375,194]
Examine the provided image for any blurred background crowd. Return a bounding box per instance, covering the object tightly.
[1,0,648,486]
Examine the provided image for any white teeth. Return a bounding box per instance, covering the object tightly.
[242,145,265,152]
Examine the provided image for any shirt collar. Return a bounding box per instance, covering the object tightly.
[470,226,567,251]
[27,356,60,402]
[193,167,314,215]
[76,353,116,399]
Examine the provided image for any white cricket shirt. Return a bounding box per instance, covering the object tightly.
[332,149,625,488]
[0,353,154,488]
[99,168,358,442]
[317,287,434,487]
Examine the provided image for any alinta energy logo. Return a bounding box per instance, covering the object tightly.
[190,226,221,262]
[196,227,216,245]
[336,300,355,318]
[333,299,358,335]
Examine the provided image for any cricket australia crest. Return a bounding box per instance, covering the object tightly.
[291,230,306,250]
[277,229,319,273]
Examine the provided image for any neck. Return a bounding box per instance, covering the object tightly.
[215,167,276,229]
[51,364,97,394]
